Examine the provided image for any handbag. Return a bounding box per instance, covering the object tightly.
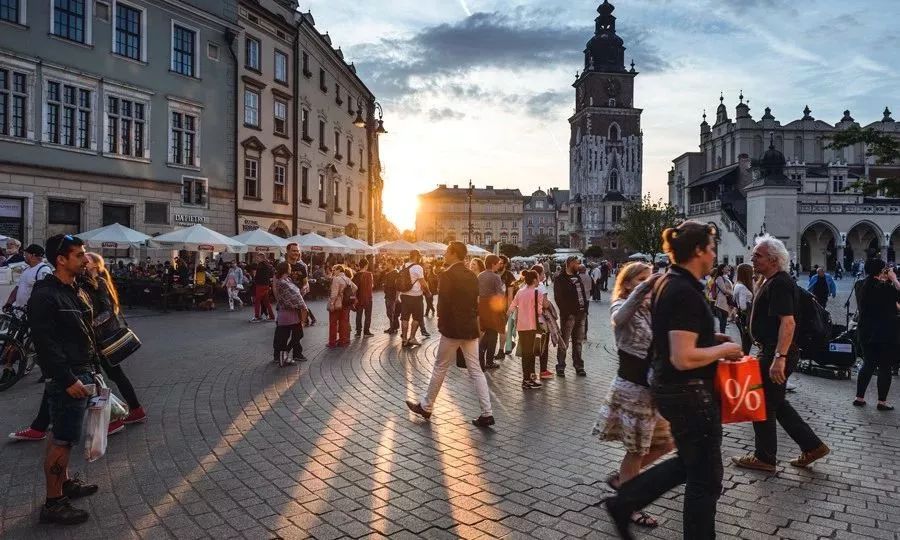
[97,312,142,367]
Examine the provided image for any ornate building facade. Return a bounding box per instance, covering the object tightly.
[522,188,570,247]
[669,97,900,269]
[416,185,523,247]
[568,1,643,250]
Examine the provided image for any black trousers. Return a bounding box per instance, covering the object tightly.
[857,342,894,402]
[753,347,823,465]
[425,294,435,317]
[736,310,752,355]
[610,381,723,539]
[273,324,304,360]
[355,301,372,334]
[518,330,537,380]
[385,296,400,330]
[479,329,498,369]
[815,294,828,309]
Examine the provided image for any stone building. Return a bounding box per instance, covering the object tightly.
[522,187,571,248]
[0,0,239,244]
[416,185,523,248]
[568,1,643,250]
[669,97,900,270]
[235,0,296,238]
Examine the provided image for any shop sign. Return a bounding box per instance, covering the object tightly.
[197,244,215,251]
[0,198,22,218]
[254,246,274,253]
[174,213,209,225]
[101,242,120,249]
[241,219,260,232]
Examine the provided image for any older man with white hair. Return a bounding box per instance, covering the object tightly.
[732,234,829,474]
[1,238,23,267]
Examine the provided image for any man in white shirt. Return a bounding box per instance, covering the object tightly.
[5,244,53,310]
[399,250,429,347]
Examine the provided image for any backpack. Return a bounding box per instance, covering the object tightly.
[397,264,417,294]
[342,279,357,311]
[383,270,397,294]
[794,284,832,354]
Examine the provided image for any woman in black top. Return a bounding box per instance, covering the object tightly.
[605,221,743,540]
[853,258,900,410]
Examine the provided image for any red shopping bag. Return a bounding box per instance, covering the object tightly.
[715,356,767,424]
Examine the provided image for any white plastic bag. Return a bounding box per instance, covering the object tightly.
[109,393,129,422]
[84,387,111,463]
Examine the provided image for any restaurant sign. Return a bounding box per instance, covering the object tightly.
[197,244,215,251]
[254,246,274,253]
[101,242,120,249]
[174,213,209,225]
[241,219,260,232]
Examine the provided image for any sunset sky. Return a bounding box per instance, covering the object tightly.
[305,0,900,231]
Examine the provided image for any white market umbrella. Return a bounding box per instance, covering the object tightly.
[231,229,289,255]
[284,232,348,254]
[412,241,443,256]
[376,239,418,255]
[333,235,376,255]
[627,252,651,261]
[76,222,152,250]
[152,224,248,253]
[466,244,490,256]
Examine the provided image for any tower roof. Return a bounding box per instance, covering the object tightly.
[584,1,627,73]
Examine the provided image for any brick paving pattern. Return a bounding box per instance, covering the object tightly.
[0,278,898,539]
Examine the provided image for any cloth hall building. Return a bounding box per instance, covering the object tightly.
[668,96,900,270]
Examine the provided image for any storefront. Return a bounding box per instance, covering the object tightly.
[238,215,291,238]
[0,197,25,242]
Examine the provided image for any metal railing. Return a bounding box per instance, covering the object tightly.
[688,199,721,215]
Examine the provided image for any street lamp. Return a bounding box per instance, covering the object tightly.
[467,179,474,246]
[354,100,387,244]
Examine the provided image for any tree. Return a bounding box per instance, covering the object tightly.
[826,126,900,197]
[584,245,604,259]
[499,243,522,258]
[617,195,680,262]
[525,235,557,256]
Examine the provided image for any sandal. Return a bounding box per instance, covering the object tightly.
[630,511,658,528]
[605,473,621,491]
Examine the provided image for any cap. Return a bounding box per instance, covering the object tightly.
[24,244,45,256]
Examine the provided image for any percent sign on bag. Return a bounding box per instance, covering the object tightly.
[716,357,768,424]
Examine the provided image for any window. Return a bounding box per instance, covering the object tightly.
[53,0,88,43]
[318,120,327,151]
[244,158,259,198]
[273,99,287,135]
[302,51,311,77]
[301,108,311,142]
[346,139,353,166]
[243,89,259,127]
[172,24,197,77]
[335,84,343,105]
[334,131,341,159]
[358,189,363,216]
[300,165,310,202]
[318,173,325,207]
[832,176,844,193]
[1,0,19,23]
[144,201,168,224]
[106,96,146,158]
[274,50,287,83]
[609,170,619,191]
[273,164,286,203]
[207,42,219,60]
[319,68,327,92]
[611,205,622,223]
[169,107,198,166]
[333,180,340,210]
[102,204,131,227]
[0,69,28,138]
[47,200,82,236]
[114,2,143,61]
[46,81,92,148]
[345,185,351,214]
[182,177,206,206]
[245,36,260,71]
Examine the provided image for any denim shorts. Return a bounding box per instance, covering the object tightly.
[46,372,95,446]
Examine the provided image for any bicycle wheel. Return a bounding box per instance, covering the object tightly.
[0,339,27,391]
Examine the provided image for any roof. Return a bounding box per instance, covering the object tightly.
[688,164,739,188]
[419,185,524,200]
[550,189,570,204]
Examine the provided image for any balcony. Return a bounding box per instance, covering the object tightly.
[688,199,721,216]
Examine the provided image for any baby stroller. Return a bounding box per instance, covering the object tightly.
[797,322,857,380]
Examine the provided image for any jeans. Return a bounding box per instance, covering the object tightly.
[753,347,823,465]
[253,285,274,319]
[857,342,894,402]
[385,296,399,330]
[420,337,492,417]
[556,312,586,371]
[328,307,351,345]
[274,324,304,360]
[479,329,498,369]
[611,380,723,539]
[714,307,729,334]
[226,286,243,310]
[355,300,372,334]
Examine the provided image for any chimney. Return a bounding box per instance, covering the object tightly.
[438,184,447,189]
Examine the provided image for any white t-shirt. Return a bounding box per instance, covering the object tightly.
[14,263,53,308]
[402,262,425,297]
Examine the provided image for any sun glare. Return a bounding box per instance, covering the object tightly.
[382,179,420,232]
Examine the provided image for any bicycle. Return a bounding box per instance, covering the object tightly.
[0,306,37,392]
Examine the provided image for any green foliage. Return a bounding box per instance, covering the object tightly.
[499,243,522,258]
[525,235,557,256]
[826,126,900,197]
[617,195,680,261]
[583,245,604,258]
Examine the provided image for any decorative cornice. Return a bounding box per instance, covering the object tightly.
[241,75,267,89]
[241,136,267,151]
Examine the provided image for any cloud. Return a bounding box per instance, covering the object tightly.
[427,107,466,121]
[524,90,570,117]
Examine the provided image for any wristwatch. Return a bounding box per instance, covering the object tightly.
[774,352,787,360]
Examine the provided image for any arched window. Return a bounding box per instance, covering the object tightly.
[609,170,619,191]
[609,123,620,142]
[511,232,519,245]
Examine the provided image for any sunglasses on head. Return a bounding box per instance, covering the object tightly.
[53,234,76,257]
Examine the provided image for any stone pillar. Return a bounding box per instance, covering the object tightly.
[883,233,890,262]
[836,245,845,270]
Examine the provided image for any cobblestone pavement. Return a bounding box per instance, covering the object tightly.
[1,282,898,539]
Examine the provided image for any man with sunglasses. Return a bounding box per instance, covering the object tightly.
[27,234,100,525]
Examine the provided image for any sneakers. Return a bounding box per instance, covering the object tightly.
[731,454,776,473]
[576,369,587,377]
[420,331,431,338]
[406,338,421,347]
[539,370,554,379]
[248,317,262,323]
[789,444,830,468]
[8,427,47,441]
[39,497,90,525]
[295,354,308,362]
[522,379,543,390]
[405,400,431,420]
[108,420,125,436]
[123,407,147,425]
[556,371,565,377]
[472,415,495,427]
[62,475,99,500]
[363,332,375,337]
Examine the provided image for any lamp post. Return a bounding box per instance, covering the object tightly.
[354,101,387,245]
[467,179,474,246]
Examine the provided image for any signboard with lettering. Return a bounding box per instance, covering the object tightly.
[101,242,119,249]
[242,219,260,232]
[0,197,24,241]
[197,244,215,251]
[174,213,209,225]
[254,246,274,253]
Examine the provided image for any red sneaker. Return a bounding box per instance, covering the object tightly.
[123,407,147,425]
[108,420,125,436]
[8,427,47,441]
[539,370,554,379]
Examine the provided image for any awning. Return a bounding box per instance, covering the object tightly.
[688,165,739,188]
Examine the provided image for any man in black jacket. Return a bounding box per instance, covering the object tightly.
[553,256,589,376]
[28,234,99,525]
[406,242,495,427]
